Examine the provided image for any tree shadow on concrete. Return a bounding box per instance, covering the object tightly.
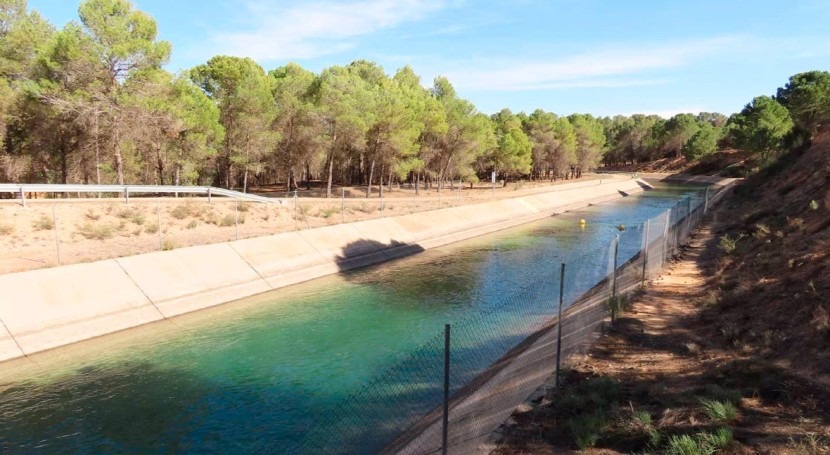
[334,239,425,273]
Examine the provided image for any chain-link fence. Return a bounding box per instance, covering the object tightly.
[277,184,726,455]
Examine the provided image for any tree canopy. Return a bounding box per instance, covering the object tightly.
[0,0,824,190]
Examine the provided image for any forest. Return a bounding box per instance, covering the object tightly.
[0,0,827,196]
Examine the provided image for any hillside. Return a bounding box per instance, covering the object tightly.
[494,130,830,454]
[702,128,830,375]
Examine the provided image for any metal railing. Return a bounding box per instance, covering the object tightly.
[0,183,281,206]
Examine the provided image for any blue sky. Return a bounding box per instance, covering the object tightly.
[29,0,830,117]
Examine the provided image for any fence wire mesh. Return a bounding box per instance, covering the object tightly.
[285,184,721,455]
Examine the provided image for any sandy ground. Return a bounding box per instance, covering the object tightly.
[493,223,830,454]
[0,175,617,274]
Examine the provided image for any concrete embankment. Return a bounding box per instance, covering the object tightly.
[0,177,651,362]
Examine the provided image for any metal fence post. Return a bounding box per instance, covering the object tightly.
[293,190,298,231]
[663,208,671,264]
[612,235,620,322]
[52,206,61,265]
[235,198,240,241]
[125,187,129,205]
[442,324,451,455]
[207,187,212,204]
[704,186,710,214]
[555,262,565,388]
[642,219,650,284]
[157,199,162,250]
[685,197,692,241]
[341,187,345,224]
[19,187,25,207]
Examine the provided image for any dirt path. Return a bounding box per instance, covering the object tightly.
[494,222,830,454]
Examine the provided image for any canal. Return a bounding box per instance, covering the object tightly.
[0,185,702,454]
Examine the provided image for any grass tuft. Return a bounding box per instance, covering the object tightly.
[32,215,55,231]
[701,398,738,423]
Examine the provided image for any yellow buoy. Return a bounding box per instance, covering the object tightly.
[579,219,586,225]
[617,224,626,231]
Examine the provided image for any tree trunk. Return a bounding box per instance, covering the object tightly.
[305,162,311,190]
[415,171,420,196]
[366,157,376,198]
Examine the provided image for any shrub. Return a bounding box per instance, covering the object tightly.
[186,220,198,229]
[145,223,159,234]
[171,205,190,220]
[162,239,177,251]
[32,215,54,231]
[118,208,145,225]
[0,223,12,235]
[569,413,606,450]
[84,209,101,221]
[634,409,652,426]
[701,399,738,423]
[77,222,122,240]
[237,202,252,212]
[717,234,742,254]
[318,206,338,219]
[219,214,235,227]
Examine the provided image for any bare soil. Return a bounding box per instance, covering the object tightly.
[494,225,830,454]
[0,175,610,274]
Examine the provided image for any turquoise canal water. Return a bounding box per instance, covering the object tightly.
[0,185,703,454]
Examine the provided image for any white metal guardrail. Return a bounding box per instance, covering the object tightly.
[0,183,281,206]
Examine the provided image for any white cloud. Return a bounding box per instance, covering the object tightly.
[442,36,746,91]
[207,0,447,61]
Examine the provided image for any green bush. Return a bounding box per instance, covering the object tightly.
[569,413,607,449]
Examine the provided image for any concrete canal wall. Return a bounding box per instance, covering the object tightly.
[0,177,652,362]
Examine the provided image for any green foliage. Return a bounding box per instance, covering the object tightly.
[776,71,830,134]
[700,398,738,422]
[665,428,732,455]
[718,234,743,254]
[730,96,794,159]
[683,124,723,160]
[569,413,607,449]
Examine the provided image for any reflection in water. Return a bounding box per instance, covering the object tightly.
[0,186,702,453]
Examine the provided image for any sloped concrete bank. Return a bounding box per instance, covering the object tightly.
[0,177,650,362]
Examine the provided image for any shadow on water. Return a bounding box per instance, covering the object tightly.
[0,361,312,454]
[334,239,425,273]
